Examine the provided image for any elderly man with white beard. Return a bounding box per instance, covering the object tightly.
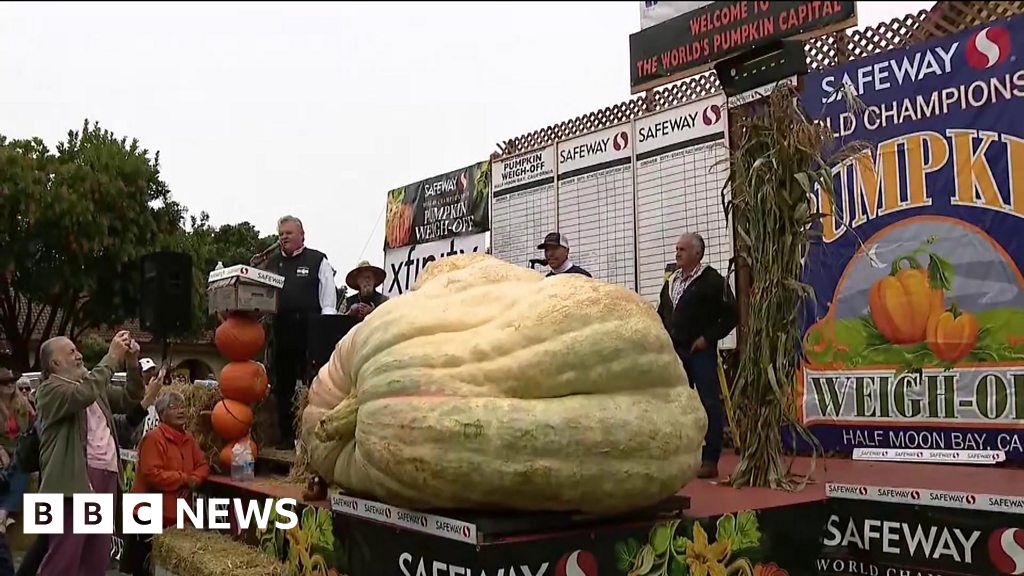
[33,330,145,576]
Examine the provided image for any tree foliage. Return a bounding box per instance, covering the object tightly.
[176,211,278,334]
[0,120,273,371]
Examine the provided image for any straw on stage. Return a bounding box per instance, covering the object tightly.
[152,527,286,576]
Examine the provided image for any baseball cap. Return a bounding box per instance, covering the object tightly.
[139,358,158,372]
[537,232,569,250]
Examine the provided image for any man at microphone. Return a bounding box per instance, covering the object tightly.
[251,215,338,449]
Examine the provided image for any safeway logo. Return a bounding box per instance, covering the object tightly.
[966,25,1011,70]
[612,131,629,151]
[989,528,1024,575]
[702,104,722,126]
[555,550,598,576]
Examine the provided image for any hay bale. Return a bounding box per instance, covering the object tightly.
[152,528,286,576]
[172,382,223,469]
[288,387,312,482]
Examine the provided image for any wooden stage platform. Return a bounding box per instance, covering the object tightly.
[200,453,1024,576]
[217,452,1024,520]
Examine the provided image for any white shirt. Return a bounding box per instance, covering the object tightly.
[283,247,338,315]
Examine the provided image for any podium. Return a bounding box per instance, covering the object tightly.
[207,265,285,315]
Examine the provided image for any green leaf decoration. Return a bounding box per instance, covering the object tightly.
[615,538,641,573]
[716,511,762,553]
[926,253,955,292]
[733,511,762,550]
[650,523,674,555]
[716,513,736,543]
[302,507,334,550]
[669,557,689,576]
[673,536,689,555]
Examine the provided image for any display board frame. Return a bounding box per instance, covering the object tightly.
[490,93,736,350]
[490,143,559,271]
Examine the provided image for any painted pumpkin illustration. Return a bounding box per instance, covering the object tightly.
[868,257,944,344]
[926,304,979,363]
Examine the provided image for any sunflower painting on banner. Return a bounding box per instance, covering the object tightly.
[797,15,1024,461]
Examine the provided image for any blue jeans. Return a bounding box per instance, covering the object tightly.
[682,347,722,464]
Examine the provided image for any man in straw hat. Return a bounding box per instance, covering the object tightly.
[343,260,389,321]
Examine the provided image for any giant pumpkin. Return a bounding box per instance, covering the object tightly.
[300,253,707,515]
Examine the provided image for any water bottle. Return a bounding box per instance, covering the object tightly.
[242,442,255,481]
[231,442,247,482]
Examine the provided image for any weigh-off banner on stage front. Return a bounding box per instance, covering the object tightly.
[384,161,491,250]
[797,16,1024,459]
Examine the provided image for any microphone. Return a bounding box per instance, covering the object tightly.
[528,258,548,269]
[250,240,280,265]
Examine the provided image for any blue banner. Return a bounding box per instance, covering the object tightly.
[797,16,1024,459]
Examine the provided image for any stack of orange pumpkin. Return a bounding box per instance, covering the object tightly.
[211,313,269,469]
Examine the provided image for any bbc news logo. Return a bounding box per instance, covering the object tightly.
[23,494,299,534]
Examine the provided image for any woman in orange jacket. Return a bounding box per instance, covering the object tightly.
[127,391,210,575]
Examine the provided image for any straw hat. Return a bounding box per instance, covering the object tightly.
[346,260,386,290]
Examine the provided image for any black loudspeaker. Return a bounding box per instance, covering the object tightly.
[714,39,808,97]
[139,251,194,337]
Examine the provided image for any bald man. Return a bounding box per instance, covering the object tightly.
[657,233,737,479]
[34,332,145,576]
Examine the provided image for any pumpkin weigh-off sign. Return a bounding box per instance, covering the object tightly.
[795,15,1024,460]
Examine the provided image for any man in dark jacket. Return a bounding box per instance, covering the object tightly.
[657,233,737,480]
[537,232,591,278]
[253,215,338,449]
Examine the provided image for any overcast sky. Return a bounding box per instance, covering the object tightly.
[0,1,932,285]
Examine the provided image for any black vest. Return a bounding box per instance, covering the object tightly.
[267,248,326,317]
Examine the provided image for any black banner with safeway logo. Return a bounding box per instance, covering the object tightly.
[336,503,822,576]
[819,497,1024,576]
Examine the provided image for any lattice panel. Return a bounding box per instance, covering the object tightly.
[495,2,1023,157]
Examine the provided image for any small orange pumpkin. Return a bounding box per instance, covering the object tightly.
[211,399,254,441]
[215,314,266,361]
[926,303,979,363]
[219,437,258,470]
[868,257,944,344]
[218,361,268,404]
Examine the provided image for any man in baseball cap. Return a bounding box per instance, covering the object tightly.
[139,358,158,374]
[537,232,591,278]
